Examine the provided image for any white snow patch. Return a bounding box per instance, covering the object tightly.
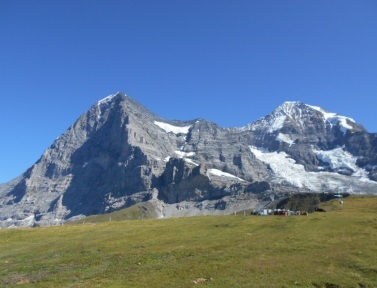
[250,146,310,188]
[336,118,354,134]
[184,158,199,166]
[276,133,295,146]
[250,146,374,191]
[175,151,196,158]
[246,114,286,133]
[173,151,198,166]
[96,94,118,120]
[270,114,286,132]
[164,156,171,162]
[98,94,117,105]
[154,121,191,134]
[208,169,245,181]
[306,104,355,134]
[23,215,35,221]
[314,147,369,178]
[21,215,36,226]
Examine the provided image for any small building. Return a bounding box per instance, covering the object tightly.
[256,208,307,216]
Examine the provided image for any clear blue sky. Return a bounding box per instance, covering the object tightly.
[1,0,376,183]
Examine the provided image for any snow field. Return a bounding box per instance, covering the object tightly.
[249,146,374,192]
[154,121,191,134]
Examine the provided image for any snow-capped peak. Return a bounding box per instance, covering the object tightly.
[275,101,303,115]
[244,101,360,135]
[245,101,307,133]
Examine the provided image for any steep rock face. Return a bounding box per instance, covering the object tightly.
[0,93,265,227]
[345,132,377,180]
[0,94,162,224]
[182,120,270,182]
[1,95,376,228]
[156,159,211,203]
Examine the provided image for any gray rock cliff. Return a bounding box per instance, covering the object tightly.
[1,94,376,227]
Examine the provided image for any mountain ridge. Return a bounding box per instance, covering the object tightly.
[1,92,376,228]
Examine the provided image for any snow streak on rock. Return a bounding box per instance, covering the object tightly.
[174,151,199,166]
[154,121,191,134]
[97,93,118,105]
[174,151,196,158]
[306,104,355,134]
[208,169,245,181]
[276,133,295,146]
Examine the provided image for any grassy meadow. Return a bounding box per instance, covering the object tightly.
[0,196,376,287]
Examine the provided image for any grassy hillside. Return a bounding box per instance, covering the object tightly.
[271,193,350,213]
[0,196,376,287]
[69,201,160,224]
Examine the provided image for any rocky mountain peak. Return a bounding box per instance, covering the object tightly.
[243,101,317,134]
[274,101,306,116]
[97,91,125,105]
[243,101,365,136]
[1,93,376,228]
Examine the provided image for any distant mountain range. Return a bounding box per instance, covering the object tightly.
[1,92,376,227]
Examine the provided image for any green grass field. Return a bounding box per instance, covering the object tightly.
[1,196,376,287]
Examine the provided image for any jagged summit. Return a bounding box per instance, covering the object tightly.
[97,92,125,104]
[275,101,305,113]
[94,92,196,129]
